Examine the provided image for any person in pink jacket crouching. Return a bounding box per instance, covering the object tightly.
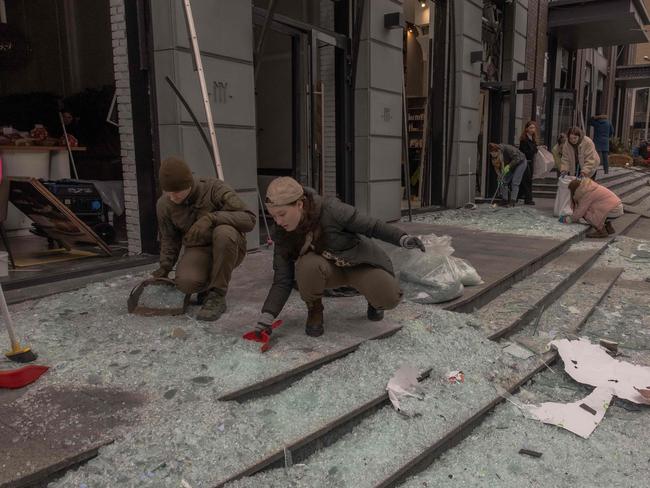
[559,178,623,238]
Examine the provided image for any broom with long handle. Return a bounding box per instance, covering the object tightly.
[1,283,37,363]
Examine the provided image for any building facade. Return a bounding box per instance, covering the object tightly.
[105,0,648,254]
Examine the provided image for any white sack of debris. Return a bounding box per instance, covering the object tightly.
[399,234,482,304]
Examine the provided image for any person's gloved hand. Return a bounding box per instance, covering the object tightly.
[400,235,426,252]
[151,267,170,278]
[183,215,215,247]
[558,215,572,224]
[502,165,511,176]
[255,312,276,336]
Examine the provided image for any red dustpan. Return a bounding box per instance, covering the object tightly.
[243,320,283,352]
[0,365,49,389]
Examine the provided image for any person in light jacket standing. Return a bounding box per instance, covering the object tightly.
[588,114,614,175]
[560,126,600,179]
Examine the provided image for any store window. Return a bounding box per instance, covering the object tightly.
[0,0,126,281]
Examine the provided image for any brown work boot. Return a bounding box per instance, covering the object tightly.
[367,303,384,322]
[586,226,609,238]
[196,289,227,321]
[605,221,615,235]
[305,299,324,337]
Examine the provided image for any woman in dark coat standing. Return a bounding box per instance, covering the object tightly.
[518,120,538,205]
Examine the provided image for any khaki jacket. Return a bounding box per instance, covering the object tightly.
[156,178,256,271]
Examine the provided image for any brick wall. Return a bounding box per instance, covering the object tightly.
[109,0,142,255]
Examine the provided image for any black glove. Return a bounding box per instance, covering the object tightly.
[255,312,275,336]
[151,267,170,279]
[400,235,426,252]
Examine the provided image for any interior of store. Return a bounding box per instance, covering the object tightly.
[402,0,432,210]
[0,0,128,285]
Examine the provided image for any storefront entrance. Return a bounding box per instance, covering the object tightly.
[0,0,148,288]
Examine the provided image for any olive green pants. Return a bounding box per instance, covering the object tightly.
[175,225,246,295]
[295,252,401,310]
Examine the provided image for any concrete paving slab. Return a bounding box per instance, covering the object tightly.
[216,250,402,400]
[622,213,650,239]
[0,386,144,488]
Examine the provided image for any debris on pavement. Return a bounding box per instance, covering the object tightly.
[127,277,189,316]
[524,387,613,438]
[502,342,535,360]
[518,448,543,458]
[598,338,618,356]
[387,365,425,415]
[551,338,650,405]
[171,327,188,340]
[447,370,465,384]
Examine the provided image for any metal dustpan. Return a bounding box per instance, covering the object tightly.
[0,364,49,389]
[127,277,190,316]
[243,320,283,352]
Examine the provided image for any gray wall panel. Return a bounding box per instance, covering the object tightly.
[172,0,254,62]
[355,182,369,215]
[355,136,370,181]
[175,52,255,127]
[153,50,180,126]
[369,137,402,181]
[369,180,401,222]
[369,90,402,137]
[370,42,403,93]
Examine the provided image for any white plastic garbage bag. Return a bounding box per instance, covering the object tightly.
[399,235,464,304]
[533,147,555,177]
[554,175,576,217]
[451,257,483,286]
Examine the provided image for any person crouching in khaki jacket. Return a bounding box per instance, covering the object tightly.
[255,177,426,338]
[153,157,256,321]
[559,126,600,179]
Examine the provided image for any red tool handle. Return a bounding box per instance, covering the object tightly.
[242,320,283,352]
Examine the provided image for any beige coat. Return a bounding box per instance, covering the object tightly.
[560,134,600,177]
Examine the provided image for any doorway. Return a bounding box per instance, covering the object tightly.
[253,2,351,212]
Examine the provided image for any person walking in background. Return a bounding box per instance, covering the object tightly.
[588,114,614,175]
[559,178,623,238]
[518,120,538,205]
[560,127,600,179]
